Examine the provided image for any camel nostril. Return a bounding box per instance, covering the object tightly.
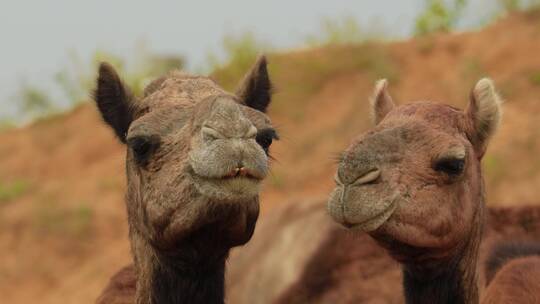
[352,169,381,186]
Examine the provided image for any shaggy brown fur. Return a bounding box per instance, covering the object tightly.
[96,266,136,304]
[94,56,276,304]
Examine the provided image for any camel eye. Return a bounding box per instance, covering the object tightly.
[434,158,465,176]
[127,135,160,165]
[255,128,278,154]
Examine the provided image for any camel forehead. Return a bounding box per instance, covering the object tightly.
[202,98,252,133]
[195,97,272,132]
[141,72,231,110]
[125,107,190,145]
[382,102,467,134]
[128,73,238,136]
[347,102,470,158]
[129,95,271,138]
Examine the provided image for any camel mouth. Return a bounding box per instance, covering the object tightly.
[327,184,399,233]
[189,166,264,183]
[190,169,263,201]
[345,202,397,232]
[197,173,262,187]
[220,167,263,181]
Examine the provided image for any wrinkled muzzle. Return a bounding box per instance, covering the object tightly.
[328,128,405,232]
[188,97,269,202]
[189,138,268,201]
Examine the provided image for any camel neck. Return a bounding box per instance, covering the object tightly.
[133,236,228,304]
[401,205,484,304]
[402,257,478,304]
[148,255,226,304]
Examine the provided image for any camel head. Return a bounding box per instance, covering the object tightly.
[328,79,502,264]
[94,56,277,254]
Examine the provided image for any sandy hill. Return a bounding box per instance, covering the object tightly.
[1,12,540,304]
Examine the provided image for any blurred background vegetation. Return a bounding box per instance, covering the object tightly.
[4,45,185,126]
[1,0,540,128]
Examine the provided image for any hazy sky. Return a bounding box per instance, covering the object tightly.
[0,0,498,119]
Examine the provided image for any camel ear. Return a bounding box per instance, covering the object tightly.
[235,55,273,113]
[370,79,395,125]
[466,78,503,157]
[93,62,137,144]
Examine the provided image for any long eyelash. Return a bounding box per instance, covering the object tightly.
[331,152,345,164]
[266,143,278,162]
[268,153,277,161]
[268,124,282,140]
[256,126,280,161]
[258,128,279,140]
[272,129,280,140]
[256,128,279,158]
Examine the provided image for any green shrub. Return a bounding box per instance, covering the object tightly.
[268,172,285,189]
[33,201,94,238]
[460,57,486,95]
[484,154,505,185]
[304,16,387,47]
[9,44,184,124]
[0,119,15,132]
[10,83,56,122]
[0,179,30,205]
[266,43,399,120]
[208,32,271,90]
[56,45,184,101]
[500,0,522,11]
[414,0,467,36]
[497,0,540,12]
[528,71,540,86]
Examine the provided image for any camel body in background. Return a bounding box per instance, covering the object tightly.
[225,200,540,304]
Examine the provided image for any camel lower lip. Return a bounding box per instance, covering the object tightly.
[203,175,262,184]
[222,167,263,180]
[192,171,263,182]
[221,174,261,181]
[346,203,396,232]
[191,172,262,201]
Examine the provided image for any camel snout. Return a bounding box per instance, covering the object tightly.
[351,168,381,186]
[335,166,381,187]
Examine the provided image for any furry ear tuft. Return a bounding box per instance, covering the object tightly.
[467,78,503,156]
[235,55,273,113]
[93,62,137,143]
[370,79,395,125]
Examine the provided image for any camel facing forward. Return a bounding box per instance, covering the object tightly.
[94,56,277,304]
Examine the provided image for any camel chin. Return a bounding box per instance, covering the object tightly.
[349,203,397,232]
[192,174,262,202]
